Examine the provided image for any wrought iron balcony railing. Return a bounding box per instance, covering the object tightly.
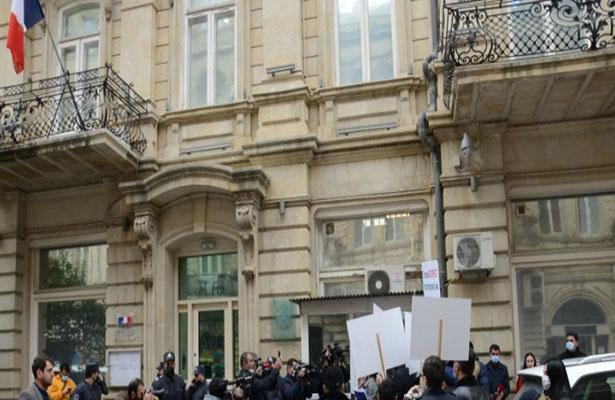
[0,65,148,154]
[441,0,615,106]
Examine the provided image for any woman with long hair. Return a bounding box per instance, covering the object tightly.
[516,352,537,392]
[541,358,572,400]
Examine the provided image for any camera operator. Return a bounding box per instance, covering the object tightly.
[187,366,208,400]
[238,352,282,400]
[74,363,108,400]
[152,352,186,400]
[280,359,312,400]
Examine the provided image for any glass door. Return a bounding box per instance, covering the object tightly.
[192,302,238,379]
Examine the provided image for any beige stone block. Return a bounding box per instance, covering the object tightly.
[411,18,429,41]
[0,237,23,257]
[106,263,142,284]
[30,54,41,74]
[31,37,42,57]
[157,27,169,46]
[112,55,121,69]
[120,5,157,99]
[252,65,263,85]
[259,342,301,361]
[472,304,513,330]
[112,37,121,56]
[251,0,263,10]
[156,45,168,64]
[445,207,507,232]
[106,325,144,347]
[263,0,302,69]
[0,275,20,293]
[157,9,170,28]
[336,96,397,121]
[413,38,431,62]
[443,184,506,209]
[251,46,263,66]
[0,294,21,312]
[0,351,21,371]
[0,256,20,274]
[258,297,301,319]
[107,306,143,325]
[259,317,299,339]
[304,37,318,58]
[304,17,318,38]
[261,207,309,228]
[0,371,21,390]
[159,200,193,238]
[26,190,107,229]
[259,271,311,295]
[264,164,309,199]
[112,21,121,38]
[0,313,20,331]
[0,332,21,351]
[471,329,514,354]
[306,75,319,89]
[251,28,263,47]
[155,63,168,83]
[251,8,263,27]
[106,284,144,305]
[305,56,318,77]
[448,279,512,304]
[260,228,310,251]
[155,81,167,101]
[181,119,234,142]
[411,0,429,20]
[303,0,317,19]
[259,249,311,274]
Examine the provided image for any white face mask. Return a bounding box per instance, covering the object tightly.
[542,375,551,390]
[62,375,69,382]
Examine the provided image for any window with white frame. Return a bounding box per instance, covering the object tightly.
[578,196,600,235]
[185,0,236,108]
[335,0,395,85]
[34,244,108,384]
[58,3,100,73]
[320,210,426,296]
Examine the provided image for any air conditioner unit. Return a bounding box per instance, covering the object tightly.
[522,272,544,309]
[453,232,496,272]
[365,266,405,295]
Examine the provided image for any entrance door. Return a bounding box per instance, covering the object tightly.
[192,302,239,379]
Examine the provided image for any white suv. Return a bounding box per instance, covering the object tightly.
[514,353,615,400]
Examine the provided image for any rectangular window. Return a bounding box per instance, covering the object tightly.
[38,299,106,384]
[323,212,424,270]
[178,312,188,379]
[512,194,615,252]
[186,3,235,108]
[336,0,394,85]
[39,244,108,289]
[516,264,615,363]
[178,253,238,300]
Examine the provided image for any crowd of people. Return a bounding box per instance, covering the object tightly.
[19,331,588,400]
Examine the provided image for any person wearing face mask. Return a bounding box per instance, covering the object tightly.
[48,363,77,400]
[485,344,510,400]
[557,332,587,360]
[452,349,489,400]
[151,352,187,400]
[541,359,572,400]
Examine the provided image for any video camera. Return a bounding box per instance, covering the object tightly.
[321,343,348,366]
[227,373,255,389]
[292,363,316,378]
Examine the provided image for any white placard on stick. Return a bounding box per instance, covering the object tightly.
[373,303,383,313]
[421,260,440,298]
[403,312,421,375]
[409,296,471,361]
[108,349,141,386]
[347,307,409,377]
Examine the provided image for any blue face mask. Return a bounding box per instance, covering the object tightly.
[490,355,500,364]
[566,341,575,352]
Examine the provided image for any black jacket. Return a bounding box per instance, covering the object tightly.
[187,380,208,400]
[558,349,587,360]
[240,368,280,400]
[485,361,510,398]
[320,391,347,400]
[152,372,187,400]
[417,387,456,400]
[453,377,488,400]
[280,374,312,400]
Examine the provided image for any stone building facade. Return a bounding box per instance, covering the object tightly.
[0,0,614,398]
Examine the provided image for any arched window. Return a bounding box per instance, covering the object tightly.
[552,298,606,325]
[58,3,100,73]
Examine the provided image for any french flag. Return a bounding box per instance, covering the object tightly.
[6,0,45,74]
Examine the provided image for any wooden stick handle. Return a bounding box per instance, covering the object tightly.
[376,333,386,375]
[438,319,443,359]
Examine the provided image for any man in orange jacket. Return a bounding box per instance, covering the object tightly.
[48,363,76,400]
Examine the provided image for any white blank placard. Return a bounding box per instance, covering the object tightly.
[109,349,141,386]
[409,296,471,361]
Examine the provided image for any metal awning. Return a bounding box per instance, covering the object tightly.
[291,291,423,315]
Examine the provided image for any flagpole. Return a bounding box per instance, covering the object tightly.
[43,21,86,131]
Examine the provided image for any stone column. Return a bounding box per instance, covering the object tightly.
[0,192,25,399]
[235,194,262,353]
[133,204,158,381]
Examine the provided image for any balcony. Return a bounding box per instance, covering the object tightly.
[0,65,149,192]
[441,0,615,123]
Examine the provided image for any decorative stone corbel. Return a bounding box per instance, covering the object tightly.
[134,212,157,288]
[235,204,257,280]
[104,0,113,21]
